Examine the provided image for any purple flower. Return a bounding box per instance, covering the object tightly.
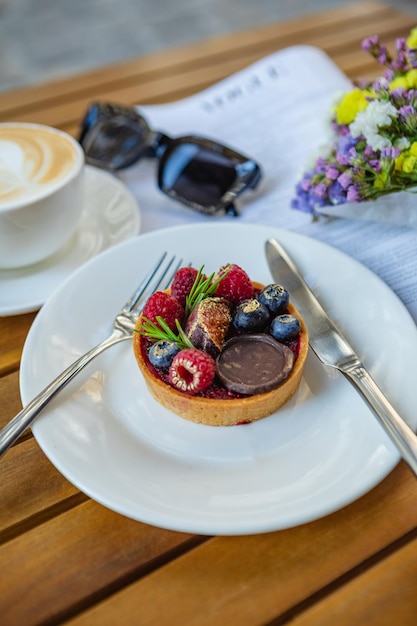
[335,135,358,166]
[337,171,352,189]
[291,185,312,214]
[391,87,407,98]
[313,183,328,199]
[346,185,361,202]
[372,78,389,91]
[308,187,327,208]
[336,153,350,166]
[299,173,313,192]
[377,51,388,65]
[337,134,358,155]
[399,105,415,120]
[396,37,407,52]
[315,156,327,173]
[362,35,379,52]
[384,68,394,81]
[364,145,376,157]
[408,50,417,67]
[328,181,346,205]
[325,165,339,180]
[381,147,401,159]
[369,159,382,173]
[392,51,407,71]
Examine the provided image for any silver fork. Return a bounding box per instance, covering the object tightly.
[0,252,181,459]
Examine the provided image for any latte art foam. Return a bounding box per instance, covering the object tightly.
[0,126,78,207]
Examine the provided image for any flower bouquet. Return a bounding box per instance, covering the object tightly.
[292,28,417,228]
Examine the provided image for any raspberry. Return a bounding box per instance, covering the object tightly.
[168,348,216,395]
[170,267,199,307]
[142,291,184,331]
[214,263,254,304]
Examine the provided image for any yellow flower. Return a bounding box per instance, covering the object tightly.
[373,171,388,189]
[334,88,370,125]
[407,69,417,87]
[409,141,417,156]
[395,154,406,171]
[394,142,417,173]
[406,26,417,49]
[390,76,408,90]
[390,69,417,91]
[402,155,417,174]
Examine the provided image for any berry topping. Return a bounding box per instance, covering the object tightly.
[169,348,216,395]
[170,267,200,307]
[258,284,289,314]
[185,297,232,357]
[142,291,184,332]
[214,263,254,303]
[270,314,301,342]
[233,298,270,332]
[148,340,181,369]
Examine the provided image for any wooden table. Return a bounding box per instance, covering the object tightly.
[2,2,417,624]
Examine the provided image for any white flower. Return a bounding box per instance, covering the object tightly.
[361,100,398,127]
[395,136,410,150]
[365,132,392,151]
[349,100,398,151]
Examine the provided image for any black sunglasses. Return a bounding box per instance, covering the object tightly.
[78,102,262,217]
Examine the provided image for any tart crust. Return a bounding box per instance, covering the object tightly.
[132,285,308,427]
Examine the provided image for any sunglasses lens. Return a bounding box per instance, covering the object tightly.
[159,141,238,209]
[80,110,150,170]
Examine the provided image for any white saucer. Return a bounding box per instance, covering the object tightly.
[0,165,140,316]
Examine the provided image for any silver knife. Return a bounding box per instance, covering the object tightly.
[265,237,417,477]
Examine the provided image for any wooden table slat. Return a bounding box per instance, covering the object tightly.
[2,499,199,626]
[0,312,37,376]
[288,534,417,626]
[63,463,417,626]
[0,438,80,539]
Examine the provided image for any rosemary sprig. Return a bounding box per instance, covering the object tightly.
[184,265,228,318]
[135,316,195,350]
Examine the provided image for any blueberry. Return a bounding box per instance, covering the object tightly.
[148,340,180,369]
[258,284,289,314]
[270,314,301,342]
[233,298,270,332]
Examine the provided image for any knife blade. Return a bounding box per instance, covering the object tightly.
[265,237,417,477]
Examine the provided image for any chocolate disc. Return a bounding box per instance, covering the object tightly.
[216,333,294,395]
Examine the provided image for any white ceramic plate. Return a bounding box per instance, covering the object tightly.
[0,166,140,316]
[20,223,417,535]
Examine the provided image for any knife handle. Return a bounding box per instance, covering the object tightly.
[343,364,417,476]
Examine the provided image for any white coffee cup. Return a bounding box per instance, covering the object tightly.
[0,122,85,269]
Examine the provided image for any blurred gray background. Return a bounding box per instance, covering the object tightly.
[1,0,417,92]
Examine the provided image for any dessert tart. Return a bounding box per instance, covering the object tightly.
[132,263,308,426]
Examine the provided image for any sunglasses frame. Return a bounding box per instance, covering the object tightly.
[78,102,262,216]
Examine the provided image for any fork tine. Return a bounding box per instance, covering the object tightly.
[136,254,179,312]
[125,253,185,315]
[123,251,168,312]
[160,257,183,291]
